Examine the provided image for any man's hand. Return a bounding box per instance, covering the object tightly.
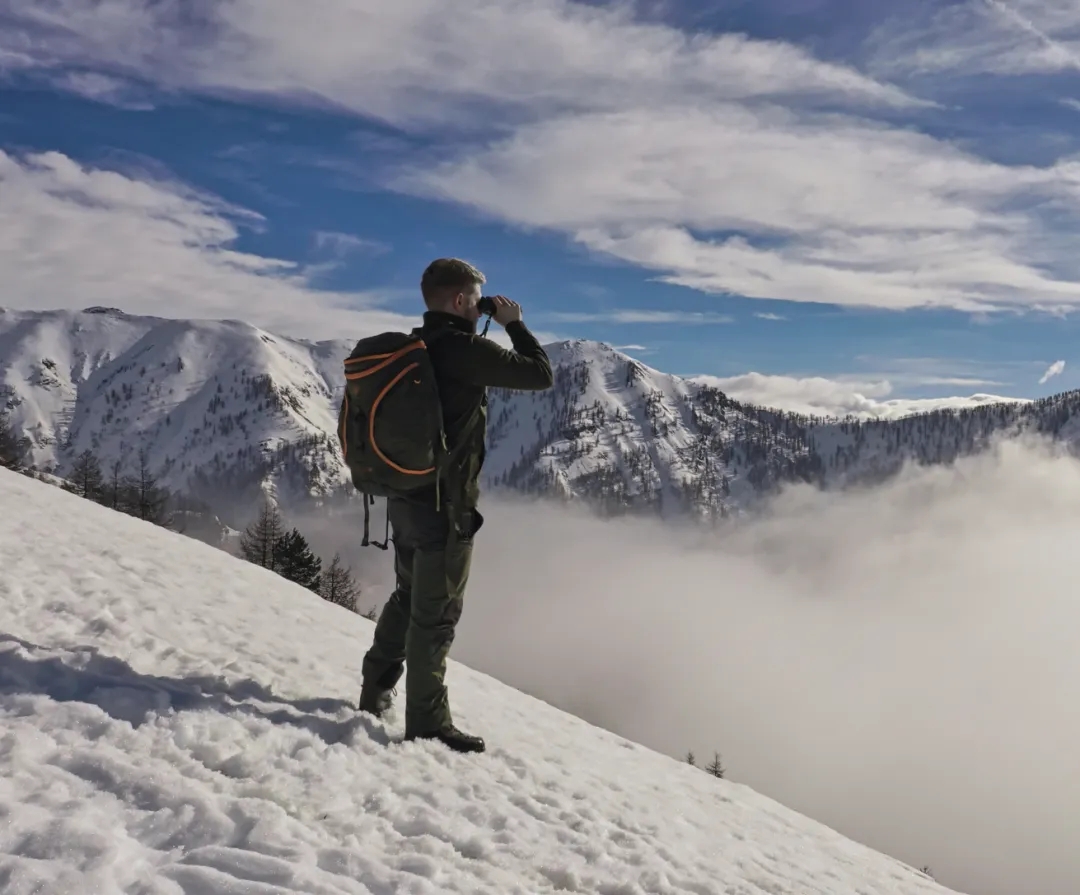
[489,295,523,327]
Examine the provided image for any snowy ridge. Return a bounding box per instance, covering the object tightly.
[7,306,1080,522]
[0,306,356,508]
[0,309,824,520]
[0,306,156,456]
[486,339,820,517]
[0,467,957,894]
[809,391,1080,489]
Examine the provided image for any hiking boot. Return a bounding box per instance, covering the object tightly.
[358,684,395,718]
[404,724,486,754]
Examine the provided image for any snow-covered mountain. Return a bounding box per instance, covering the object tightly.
[808,393,1080,488]
[0,307,823,521]
[0,306,355,513]
[0,467,959,894]
[485,339,821,517]
[5,305,1080,523]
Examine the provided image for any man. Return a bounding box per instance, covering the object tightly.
[358,258,553,753]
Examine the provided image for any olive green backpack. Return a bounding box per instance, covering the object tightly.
[337,329,449,547]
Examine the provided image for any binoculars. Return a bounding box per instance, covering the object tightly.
[478,296,497,317]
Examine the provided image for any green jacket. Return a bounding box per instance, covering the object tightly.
[420,311,553,514]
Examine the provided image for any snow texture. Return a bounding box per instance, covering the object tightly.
[0,468,957,894]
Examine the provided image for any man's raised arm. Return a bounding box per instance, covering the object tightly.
[440,297,553,391]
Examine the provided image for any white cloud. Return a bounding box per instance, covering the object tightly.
[754,312,786,320]
[9,1,1080,314]
[0,0,923,122]
[547,309,733,324]
[0,150,417,339]
[1040,359,1066,383]
[400,105,1080,312]
[692,370,1027,419]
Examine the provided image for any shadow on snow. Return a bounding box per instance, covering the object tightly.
[0,633,391,746]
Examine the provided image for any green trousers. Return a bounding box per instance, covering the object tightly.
[361,497,481,734]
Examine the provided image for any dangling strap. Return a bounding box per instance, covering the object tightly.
[373,497,390,551]
[361,492,371,547]
[479,315,492,338]
[361,492,390,551]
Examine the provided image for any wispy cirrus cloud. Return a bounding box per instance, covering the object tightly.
[313,230,391,258]
[851,355,1022,389]
[866,0,1080,78]
[47,70,155,109]
[1039,359,1066,383]
[0,149,413,339]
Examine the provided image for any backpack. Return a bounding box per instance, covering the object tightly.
[337,329,448,548]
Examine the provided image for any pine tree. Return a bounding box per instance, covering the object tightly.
[705,751,725,778]
[64,449,105,501]
[319,552,361,611]
[274,528,322,592]
[240,500,285,570]
[685,751,697,767]
[0,409,29,471]
[125,446,171,525]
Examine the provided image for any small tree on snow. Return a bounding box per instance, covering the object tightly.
[240,500,285,570]
[685,751,697,767]
[320,552,361,611]
[705,752,725,779]
[274,528,322,593]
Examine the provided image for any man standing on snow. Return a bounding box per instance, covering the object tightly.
[358,257,553,753]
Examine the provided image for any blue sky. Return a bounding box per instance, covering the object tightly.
[4,0,1080,416]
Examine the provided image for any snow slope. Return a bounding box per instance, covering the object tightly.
[0,468,955,895]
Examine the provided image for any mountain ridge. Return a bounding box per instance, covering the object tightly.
[4,305,1079,524]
